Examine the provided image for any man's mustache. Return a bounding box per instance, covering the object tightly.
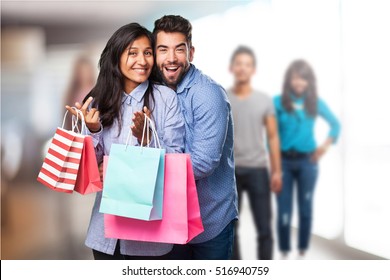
[161,63,184,67]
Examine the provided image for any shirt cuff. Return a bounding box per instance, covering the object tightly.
[85,124,103,147]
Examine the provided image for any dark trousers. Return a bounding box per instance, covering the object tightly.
[167,220,236,260]
[233,167,273,260]
[277,156,318,252]
[92,243,173,260]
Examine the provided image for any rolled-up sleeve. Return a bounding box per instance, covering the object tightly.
[190,85,229,180]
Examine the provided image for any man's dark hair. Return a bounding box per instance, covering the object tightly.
[230,45,257,67]
[153,15,192,46]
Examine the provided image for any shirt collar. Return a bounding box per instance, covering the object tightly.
[176,64,197,94]
[122,80,149,105]
[290,92,306,102]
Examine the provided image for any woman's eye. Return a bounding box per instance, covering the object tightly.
[145,51,153,56]
[129,52,137,56]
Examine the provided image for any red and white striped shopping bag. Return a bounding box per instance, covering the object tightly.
[37,127,85,193]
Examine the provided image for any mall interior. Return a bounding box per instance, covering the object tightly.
[1,0,389,260]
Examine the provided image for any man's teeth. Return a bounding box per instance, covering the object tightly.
[166,67,179,71]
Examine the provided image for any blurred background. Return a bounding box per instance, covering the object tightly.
[1,0,389,260]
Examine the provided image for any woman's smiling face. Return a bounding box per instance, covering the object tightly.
[120,35,154,93]
[290,72,309,96]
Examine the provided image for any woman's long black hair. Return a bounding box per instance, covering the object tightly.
[84,23,156,131]
[282,59,318,117]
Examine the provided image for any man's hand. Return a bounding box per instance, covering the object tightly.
[270,172,282,193]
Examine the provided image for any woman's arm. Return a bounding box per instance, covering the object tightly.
[312,99,341,162]
[311,137,333,162]
[85,127,104,164]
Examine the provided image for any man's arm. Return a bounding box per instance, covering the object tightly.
[190,85,230,180]
[265,115,282,193]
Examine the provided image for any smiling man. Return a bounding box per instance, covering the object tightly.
[153,15,238,260]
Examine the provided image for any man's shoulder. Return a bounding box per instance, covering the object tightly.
[185,69,228,110]
[189,67,225,94]
[252,90,272,101]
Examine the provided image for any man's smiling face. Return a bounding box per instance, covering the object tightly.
[155,31,194,90]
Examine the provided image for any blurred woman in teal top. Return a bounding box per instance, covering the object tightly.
[273,60,340,259]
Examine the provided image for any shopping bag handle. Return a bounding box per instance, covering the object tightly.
[124,114,161,150]
[62,107,79,131]
[73,109,87,135]
[61,107,87,135]
[143,114,161,149]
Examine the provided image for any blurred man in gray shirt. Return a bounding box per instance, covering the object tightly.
[227,46,282,260]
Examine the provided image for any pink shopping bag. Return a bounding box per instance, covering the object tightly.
[103,153,204,244]
[74,136,102,195]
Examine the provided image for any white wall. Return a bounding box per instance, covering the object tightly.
[192,0,390,258]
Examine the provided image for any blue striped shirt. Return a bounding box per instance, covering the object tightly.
[85,81,185,256]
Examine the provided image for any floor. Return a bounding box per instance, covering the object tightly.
[1,182,384,260]
[237,193,383,260]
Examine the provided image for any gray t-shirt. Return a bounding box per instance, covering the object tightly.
[227,89,275,168]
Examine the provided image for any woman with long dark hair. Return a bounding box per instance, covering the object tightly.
[273,59,340,258]
[65,23,184,259]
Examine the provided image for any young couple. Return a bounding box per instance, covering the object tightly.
[228,47,340,259]
[65,15,238,260]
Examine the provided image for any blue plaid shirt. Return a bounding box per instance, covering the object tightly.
[176,65,238,243]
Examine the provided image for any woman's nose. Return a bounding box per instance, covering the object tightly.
[138,54,147,65]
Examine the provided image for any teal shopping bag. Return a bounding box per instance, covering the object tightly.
[99,115,165,221]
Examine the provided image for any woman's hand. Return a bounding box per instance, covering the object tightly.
[311,137,334,162]
[65,97,101,132]
[311,145,327,162]
[131,106,152,145]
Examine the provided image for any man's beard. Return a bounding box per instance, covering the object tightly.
[159,62,188,88]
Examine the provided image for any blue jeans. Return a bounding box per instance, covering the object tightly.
[277,156,318,252]
[168,220,236,260]
[233,167,273,260]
